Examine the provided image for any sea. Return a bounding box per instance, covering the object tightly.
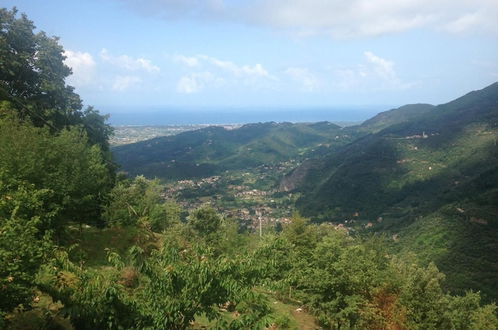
[103,106,391,126]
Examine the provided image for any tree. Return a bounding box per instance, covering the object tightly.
[281,212,317,251]
[296,232,389,328]
[80,106,114,152]
[188,207,222,236]
[442,291,498,329]
[393,259,498,330]
[103,176,177,231]
[0,180,53,323]
[37,249,142,330]
[1,8,78,126]
[39,243,273,330]
[0,8,115,324]
[0,7,112,149]
[0,117,113,232]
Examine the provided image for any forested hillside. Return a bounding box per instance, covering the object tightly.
[296,83,498,218]
[113,121,352,180]
[293,82,498,301]
[1,8,497,330]
[358,103,435,133]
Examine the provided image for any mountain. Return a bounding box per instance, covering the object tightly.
[359,103,435,133]
[291,82,498,301]
[295,82,498,218]
[112,121,352,180]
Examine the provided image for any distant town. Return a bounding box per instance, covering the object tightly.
[111,124,242,146]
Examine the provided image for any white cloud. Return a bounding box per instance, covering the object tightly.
[364,51,396,81]
[119,0,498,37]
[173,54,276,92]
[176,72,221,93]
[174,54,200,67]
[333,51,414,90]
[284,67,319,91]
[262,0,498,37]
[197,55,273,79]
[177,75,198,94]
[100,49,160,73]
[443,12,481,34]
[254,0,437,37]
[334,68,362,90]
[63,50,96,86]
[112,75,142,91]
[174,55,275,79]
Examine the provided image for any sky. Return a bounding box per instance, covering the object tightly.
[4,0,498,113]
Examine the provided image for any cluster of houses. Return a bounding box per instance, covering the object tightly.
[224,207,292,231]
[234,189,270,198]
[161,171,295,231]
[165,176,221,194]
[404,131,439,139]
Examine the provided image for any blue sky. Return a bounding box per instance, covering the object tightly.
[5,0,498,112]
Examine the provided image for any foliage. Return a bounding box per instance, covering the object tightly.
[134,242,271,329]
[298,83,498,220]
[392,259,498,330]
[281,212,318,251]
[0,117,113,231]
[0,213,52,322]
[294,82,498,301]
[0,8,114,324]
[185,207,254,256]
[38,241,274,330]
[0,7,113,151]
[112,121,349,180]
[255,220,498,329]
[103,176,179,231]
[397,205,498,303]
[187,207,222,236]
[37,250,142,330]
[359,103,435,133]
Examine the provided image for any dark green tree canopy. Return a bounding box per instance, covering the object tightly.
[188,207,222,236]
[0,7,112,151]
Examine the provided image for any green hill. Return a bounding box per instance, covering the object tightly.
[112,121,351,180]
[359,103,435,133]
[295,82,498,218]
[292,82,498,301]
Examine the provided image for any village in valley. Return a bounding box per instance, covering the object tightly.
[159,159,367,235]
[110,123,416,235]
[160,162,299,232]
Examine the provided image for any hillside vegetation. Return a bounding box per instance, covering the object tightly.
[359,103,435,133]
[294,82,498,301]
[113,121,354,180]
[114,83,498,303]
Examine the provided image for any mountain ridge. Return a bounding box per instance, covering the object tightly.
[359,103,435,133]
[112,121,349,180]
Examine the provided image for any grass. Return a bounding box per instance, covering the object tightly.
[269,298,319,330]
[192,292,319,330]
[63,225,158,267]
[5,291,72,330]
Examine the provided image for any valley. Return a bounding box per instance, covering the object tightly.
[113,122,366,234]
[113,83,498,303]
